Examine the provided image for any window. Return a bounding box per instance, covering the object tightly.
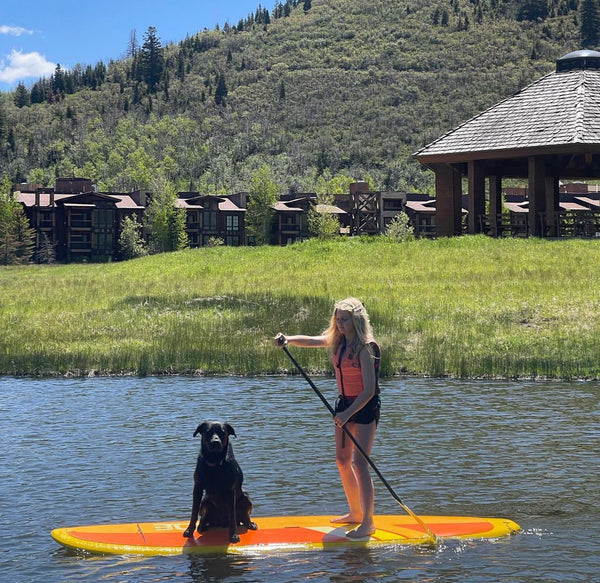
[226,215,239,231]
[283,214,298,226]
[40,211,54,227]
[187,211,201,227]
[203,211,217,231]
[93,232,113,251]
[383,199,403,211]
[70,210,92,228]
[69,232,91,249]
[93,208,114,228]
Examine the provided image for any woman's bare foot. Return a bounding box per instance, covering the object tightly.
[345,523,376,539]
[330,513,361,524]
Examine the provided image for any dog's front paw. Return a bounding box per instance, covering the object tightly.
[183,525,195,538]
[230,533,240,543]
[248,521,258,531]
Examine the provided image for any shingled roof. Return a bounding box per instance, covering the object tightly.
[415,50,600,163]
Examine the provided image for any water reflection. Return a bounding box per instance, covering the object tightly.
[187,555,254,582]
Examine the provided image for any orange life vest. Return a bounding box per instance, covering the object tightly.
[333,340,380,398]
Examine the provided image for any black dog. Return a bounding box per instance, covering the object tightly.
[183,421,257,543]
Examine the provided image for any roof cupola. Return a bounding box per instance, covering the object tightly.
[556,49,600,72]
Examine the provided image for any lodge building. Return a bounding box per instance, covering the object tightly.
[16,178,440,262]
[15,175,600,263]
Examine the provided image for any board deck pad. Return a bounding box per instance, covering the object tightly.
[51,515,520,555]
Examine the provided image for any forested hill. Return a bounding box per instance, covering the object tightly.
[0,0,591,194]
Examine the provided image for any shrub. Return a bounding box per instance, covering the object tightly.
[384,212,414,242]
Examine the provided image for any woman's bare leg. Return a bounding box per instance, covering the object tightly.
[331,424,362,523]
[345,421,377,538]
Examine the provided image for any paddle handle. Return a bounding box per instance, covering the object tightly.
[280,343,438,543]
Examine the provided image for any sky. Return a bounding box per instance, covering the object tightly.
[0,0,272,91]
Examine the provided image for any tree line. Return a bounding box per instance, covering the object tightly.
[10,1,309,109]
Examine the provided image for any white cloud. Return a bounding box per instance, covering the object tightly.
[0,50,56,84]
[0,25,34,37]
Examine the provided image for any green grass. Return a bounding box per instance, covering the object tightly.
[2,236,600,379]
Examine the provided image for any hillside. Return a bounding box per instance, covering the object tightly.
[0,0,585,194]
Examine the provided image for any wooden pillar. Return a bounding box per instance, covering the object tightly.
[528,156,546,237]
[545,175,559,237]
[468,160,486,234]
[433,164,462,237]
[488,175,502,237]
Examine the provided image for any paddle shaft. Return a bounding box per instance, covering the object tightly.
[280,343,437,543]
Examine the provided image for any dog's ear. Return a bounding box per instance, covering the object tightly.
[224,423,236,438]
[193,422,210,437]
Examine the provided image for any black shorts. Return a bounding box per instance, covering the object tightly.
[334,394,381,425]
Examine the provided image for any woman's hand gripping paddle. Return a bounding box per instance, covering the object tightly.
[277,337,438,545]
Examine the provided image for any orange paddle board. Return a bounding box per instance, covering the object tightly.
[51,514,520,555]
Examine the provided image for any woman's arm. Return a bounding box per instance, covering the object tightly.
[274,333,329,348]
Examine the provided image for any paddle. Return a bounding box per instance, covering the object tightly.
[278,340,438,545]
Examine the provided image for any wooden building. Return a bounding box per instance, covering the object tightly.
[17,179,247,261]
[176,194,246,247]
[272,199,309,245]
[18,182,144,262]
[272,195,347,244]
[414,50,600,237]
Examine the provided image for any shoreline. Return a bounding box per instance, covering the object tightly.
[3,368,598,382]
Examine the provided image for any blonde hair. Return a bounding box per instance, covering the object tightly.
[323,297,375,357]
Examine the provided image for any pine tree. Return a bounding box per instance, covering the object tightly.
[215,73,228,105]
[52,64,65,96]
[13,83,31,108]
[0,102,5,145]
[126,29,139,58]
[0,177,35,265]
[517,0,549,21]
[36,232,56,264]
[580,0,600,47]
[139,26,164,93]
[168,206,189,251]
[13,207,35,262]
[30,81,45,104]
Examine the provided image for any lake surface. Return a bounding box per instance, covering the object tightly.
[1,375,598,582]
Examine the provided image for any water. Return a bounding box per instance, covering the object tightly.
[1,376,598,582]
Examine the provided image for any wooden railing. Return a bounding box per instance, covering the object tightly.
[478,211,600,238]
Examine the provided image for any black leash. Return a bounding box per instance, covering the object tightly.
[279,342,438,544]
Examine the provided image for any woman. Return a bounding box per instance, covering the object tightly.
[274,297,381,538]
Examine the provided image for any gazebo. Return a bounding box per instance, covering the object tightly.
[414,50,600,237]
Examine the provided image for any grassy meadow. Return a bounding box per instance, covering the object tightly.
[1,236,600,379]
